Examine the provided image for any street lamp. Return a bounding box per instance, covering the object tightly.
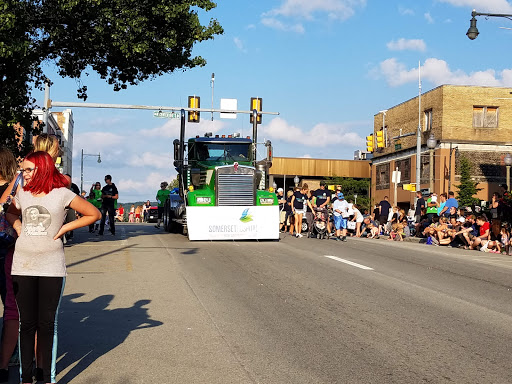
[210,72,215,121]
[505,153,512,191]
[294,175,299,187]
[427,134,437,194]
[467,9,512,40]
[81,149,101,193]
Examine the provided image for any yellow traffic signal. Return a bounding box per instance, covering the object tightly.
[188,96,200,123]
[366,134,374,152]
[250,97,262,124]
[376,130,384,148]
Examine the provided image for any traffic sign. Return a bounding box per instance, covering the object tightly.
[153,111,180,119]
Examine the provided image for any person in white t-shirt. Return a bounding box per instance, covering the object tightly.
[6,151,101,384]
[332,192,349,241]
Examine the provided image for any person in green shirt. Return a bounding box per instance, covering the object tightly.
[426,192,438,222]
[155,181,170,228]
[88,182,103,232]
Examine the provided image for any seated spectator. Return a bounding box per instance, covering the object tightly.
[361,217,379,238]
[423,216,440,240]
[470,216,493,251]
[116,204,124,222]
[398,209,410,237]
[415,207,429,237]
[500,226,510,255]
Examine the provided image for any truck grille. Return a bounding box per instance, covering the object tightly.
[216,165,255,206]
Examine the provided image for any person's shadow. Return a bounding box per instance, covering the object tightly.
[56,293,163,383]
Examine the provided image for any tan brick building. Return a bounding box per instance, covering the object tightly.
[371,85,512,210]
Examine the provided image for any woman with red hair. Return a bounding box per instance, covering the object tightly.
[6,151,101,384]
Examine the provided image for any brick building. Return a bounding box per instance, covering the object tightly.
[32,109,74,175]
[371,85,512,210]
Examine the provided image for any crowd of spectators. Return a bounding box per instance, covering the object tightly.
[277,182,512,254]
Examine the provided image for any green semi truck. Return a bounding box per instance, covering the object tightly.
[163,110,279,240]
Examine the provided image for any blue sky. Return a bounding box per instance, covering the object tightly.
[39,0,512,203]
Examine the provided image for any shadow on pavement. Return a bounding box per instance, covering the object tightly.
[57,293,163,383]
[64,223,182,247]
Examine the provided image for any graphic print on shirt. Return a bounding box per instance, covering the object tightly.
[23,205,51,236]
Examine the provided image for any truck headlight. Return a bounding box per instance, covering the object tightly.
[196,196,211,204]
[259,198,274,205]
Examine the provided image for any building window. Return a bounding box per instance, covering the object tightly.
[395,158,411,185]
[424,109,433,131]
[376,163,390,190]
[473,106,498,128]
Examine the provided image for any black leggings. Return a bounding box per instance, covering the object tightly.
[12,275,65,383]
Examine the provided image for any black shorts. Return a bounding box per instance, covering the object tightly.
[157,206,164,219]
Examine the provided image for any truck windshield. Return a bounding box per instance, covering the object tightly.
[195,143,251,162]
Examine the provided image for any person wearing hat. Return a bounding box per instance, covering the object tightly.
[155,181,170,228]
[332,191,349,241]
[276,188,286,232]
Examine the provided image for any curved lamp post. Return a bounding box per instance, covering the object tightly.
[505,153,512,191]
[426,134,437,194]
[467,9,512,40]
[81,149,101,193]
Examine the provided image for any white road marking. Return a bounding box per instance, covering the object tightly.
[324,255,374,270]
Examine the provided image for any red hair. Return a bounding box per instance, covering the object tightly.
[23,151,69,194]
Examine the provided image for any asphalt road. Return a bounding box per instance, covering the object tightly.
[6,223,512,383]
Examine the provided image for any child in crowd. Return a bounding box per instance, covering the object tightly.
[499,227,509,255]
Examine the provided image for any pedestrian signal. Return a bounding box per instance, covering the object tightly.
[250,97,262,124]
[188,96,200,123]
[366,134,374,152]
[376,130,384,148]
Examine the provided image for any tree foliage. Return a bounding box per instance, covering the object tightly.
[0,0,223,158]
[455,155,482,207]
[323,176,371,212]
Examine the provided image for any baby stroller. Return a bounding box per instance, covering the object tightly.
[312,208,329,239]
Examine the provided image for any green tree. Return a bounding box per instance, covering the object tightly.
[323,177,371,212]
[1,0,223,158]
[169,177,179,189]
[455,155,481,207]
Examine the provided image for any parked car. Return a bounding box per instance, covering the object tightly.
[147,206,159,223]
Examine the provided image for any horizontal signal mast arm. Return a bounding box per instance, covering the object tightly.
[50,101,279,115]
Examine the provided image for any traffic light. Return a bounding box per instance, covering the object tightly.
[366,134,374,152]
[376,130,384,148]
[188,96,200,123]
[250,97,262,124]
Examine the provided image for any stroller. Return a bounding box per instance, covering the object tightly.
[312,208,329,239]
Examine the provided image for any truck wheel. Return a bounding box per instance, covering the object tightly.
[163,200,171,232]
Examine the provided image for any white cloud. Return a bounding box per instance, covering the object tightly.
[264,0,366,21]
[398,6,414,16]
[234,37,247,53]
[374,57,512,87]
[73,132,125,157]
[261,18,305,33]
[260,117,365,148]
[439,0,512,13]
[300,154,312,158]
[387,38,426,52]
[140,119,227,138]
[119,172,176,194]
[424,12,434,24]
[127,152,172,169]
